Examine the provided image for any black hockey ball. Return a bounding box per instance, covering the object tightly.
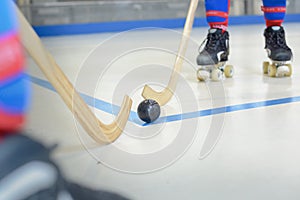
[137,99,161,123]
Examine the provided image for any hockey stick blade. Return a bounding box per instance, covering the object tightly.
[16,5,132,144]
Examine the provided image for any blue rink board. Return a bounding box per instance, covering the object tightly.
[34,14,300,37]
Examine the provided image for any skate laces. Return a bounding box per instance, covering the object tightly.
[198,31,225,53]
[205,33,220,51]
[267,29,290,50]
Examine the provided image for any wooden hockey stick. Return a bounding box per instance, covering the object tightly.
[141,0,199,106]
[16,6,132,144]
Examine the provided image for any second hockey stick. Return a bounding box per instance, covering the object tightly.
[141,0,199,106]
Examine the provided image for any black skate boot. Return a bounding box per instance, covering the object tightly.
[263,26,293,77]
[0,134,130,200]
[196,28,233,81]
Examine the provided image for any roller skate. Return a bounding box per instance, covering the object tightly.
[196,28,233,81]
[263,26,293,77]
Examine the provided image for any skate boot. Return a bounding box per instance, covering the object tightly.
[196,28,233,81]
[263,26,293,77]
[0,134,129,200]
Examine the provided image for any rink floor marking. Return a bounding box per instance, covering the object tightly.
[28,75,300,126]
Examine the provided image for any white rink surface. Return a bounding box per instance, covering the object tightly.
[25,23,300,200]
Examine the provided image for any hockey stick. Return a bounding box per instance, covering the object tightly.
[16,6,132,144]
[141,0,199,106]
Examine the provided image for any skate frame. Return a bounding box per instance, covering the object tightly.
[141,0,199,106]
[199,62,226,72]
[16,5,132,144]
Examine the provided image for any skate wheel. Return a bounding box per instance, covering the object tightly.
[277,65,290,77]
[197,69,210,81]
[224,65,234,78]
[211,69,223,81]
[263,61,269,74]
[286,64,292,77]
[268,64,277,77]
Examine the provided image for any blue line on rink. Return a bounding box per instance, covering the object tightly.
[28,75,300,126]
[148,97,300,125]
[27,75,140,124]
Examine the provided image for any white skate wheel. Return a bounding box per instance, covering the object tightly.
[276,65,290,77]
[197,69,210,81]
[263,61,269,74]
[224,65,234,78]
[268,64,277,77]
[211,69,223,81]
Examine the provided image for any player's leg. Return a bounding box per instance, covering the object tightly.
[197,0,230,66]
[0,1,129,199]
[0,2,62,199]
[262,0,292,62]
[0,0,31,138]
[205,0,230,31]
